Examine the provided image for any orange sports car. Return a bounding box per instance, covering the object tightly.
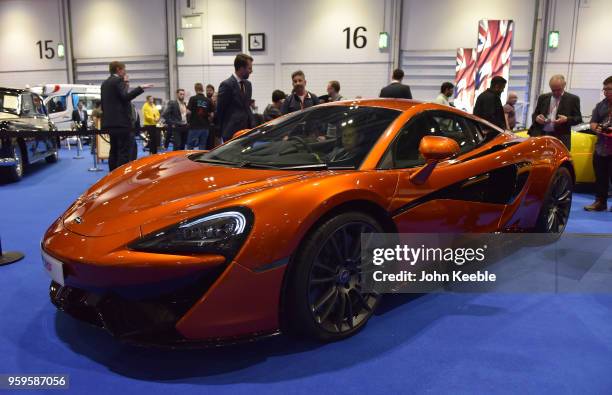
[42,99,573,345]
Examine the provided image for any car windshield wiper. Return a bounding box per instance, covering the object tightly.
[193,157,240,166]
[238,161,284,169]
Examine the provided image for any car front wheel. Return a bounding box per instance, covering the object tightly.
[1,143,24,182]
[285,211,382,341]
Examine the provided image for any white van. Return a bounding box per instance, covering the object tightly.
[40,84,101,131]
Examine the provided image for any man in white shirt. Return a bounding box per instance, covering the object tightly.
[433,82,454,106]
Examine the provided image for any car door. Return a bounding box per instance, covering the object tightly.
[386,110,510,232]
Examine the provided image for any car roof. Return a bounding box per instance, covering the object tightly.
[323,98,421,112]
[0,87,26,94]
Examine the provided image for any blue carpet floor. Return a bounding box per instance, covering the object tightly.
[1,147,611,394]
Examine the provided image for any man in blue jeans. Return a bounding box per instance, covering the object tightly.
[186,83,214,150]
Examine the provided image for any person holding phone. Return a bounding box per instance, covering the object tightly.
[528,74,582,150]
[584,76,612,212]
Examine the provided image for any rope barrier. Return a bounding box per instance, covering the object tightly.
[0,126,186,139]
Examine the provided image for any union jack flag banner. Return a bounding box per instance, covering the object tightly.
[454,48,477,112]
[474,19,514,104]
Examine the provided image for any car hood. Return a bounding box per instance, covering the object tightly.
[0,113,19,120]
[63,153,318,237]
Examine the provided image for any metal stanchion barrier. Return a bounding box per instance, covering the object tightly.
[88,131,103,172]
[0,237,24,266]
[73,136,84,159]
[72,123,84,159]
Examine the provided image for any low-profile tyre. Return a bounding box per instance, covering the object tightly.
[45,151,59,163]
[535,166,573,233]
[1,144,25,183]
[284,211,383,342]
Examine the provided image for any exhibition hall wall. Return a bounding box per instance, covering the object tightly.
[400,0,537,126]
[540,0,612,117]
[0,0,68,87]
[70,0,170,102]
[1,0,611,122]
[176,0,397,110]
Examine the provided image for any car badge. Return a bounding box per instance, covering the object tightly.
[74,216,83,224]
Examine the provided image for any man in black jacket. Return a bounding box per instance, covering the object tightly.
[473,76,507,130]
[216,54,254,142]
[528,74,582,150]
[379,69,412,99]
[101,61,151,171]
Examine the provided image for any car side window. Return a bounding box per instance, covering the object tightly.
[430,113,476,154]
[47,95,67,114]
[382,113,436,169]
[20,93,34,116]
[32,94,47,116]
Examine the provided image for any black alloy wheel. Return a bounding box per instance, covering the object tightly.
[537,167,573,233]
[1,143,24,182]
[45,150,59,163]
[285,211,382,341]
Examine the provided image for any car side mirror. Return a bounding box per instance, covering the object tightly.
[231,129,250,140]
[409,136,460,185]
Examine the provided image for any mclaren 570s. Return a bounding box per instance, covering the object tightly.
[43,99,573,345]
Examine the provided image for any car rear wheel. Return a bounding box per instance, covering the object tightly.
[45,151,59,163]
[285,211,382,341]
[535,166,573,233]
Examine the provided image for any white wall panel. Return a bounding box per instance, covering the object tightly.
[0,0,67,87]
[401,0,537,51]
[0,70,67,90]
[70,0,167,59]
[400,50,532,126]
[74,56,168,106]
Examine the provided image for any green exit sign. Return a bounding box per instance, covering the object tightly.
[548,31,559,48]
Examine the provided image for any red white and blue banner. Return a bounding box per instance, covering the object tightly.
[454,48,477,112]
[454,20,514,112]
[474,19,514,104]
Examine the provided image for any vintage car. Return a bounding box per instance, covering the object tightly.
[43,99,573,345]
[516,124,597,183]
[0,88,59,182]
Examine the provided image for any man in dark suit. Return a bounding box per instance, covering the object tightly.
[473,76,507,130]
[379,69,412,99]
[528,74,582,150]
[71,100,88,133]
[101,61,151,171]
[216,54,254,142]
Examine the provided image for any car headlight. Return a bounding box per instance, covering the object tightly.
[129,207,253,259]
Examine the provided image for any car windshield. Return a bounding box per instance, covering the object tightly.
[193,105,400,169]
[0,91,19,114]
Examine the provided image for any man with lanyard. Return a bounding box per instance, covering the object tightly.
[584,76,612,212]
[281,70,320,114]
